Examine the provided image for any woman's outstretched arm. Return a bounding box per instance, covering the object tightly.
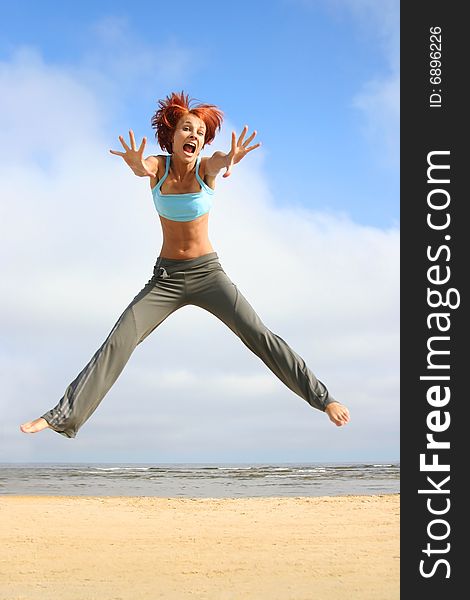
[205,125,261,179]
[109,130,159,178]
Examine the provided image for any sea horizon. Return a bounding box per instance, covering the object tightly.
[0,461,400,498]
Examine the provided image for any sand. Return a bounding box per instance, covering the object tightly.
[0,494,399,600]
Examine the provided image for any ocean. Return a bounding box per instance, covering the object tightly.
[0,462,399,497]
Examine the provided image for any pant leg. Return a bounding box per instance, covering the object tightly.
[187,263,337,412]
[41,272,185,438]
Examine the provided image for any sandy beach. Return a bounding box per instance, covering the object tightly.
[0,494,399,600]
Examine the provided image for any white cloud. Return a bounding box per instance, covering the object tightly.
[81,16,202,94]
[0,46,103,161]
[344,0,400,166]
[0,48,399,463]
[296,0,400,166]
[353,66,399,168]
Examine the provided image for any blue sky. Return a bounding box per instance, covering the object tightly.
[1,0,399,226]
[0,0,399,464]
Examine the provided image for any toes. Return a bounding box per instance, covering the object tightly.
[20,419,47,433]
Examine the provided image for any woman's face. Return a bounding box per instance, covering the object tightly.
[172,113,206,160]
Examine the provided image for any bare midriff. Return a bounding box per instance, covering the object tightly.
[158,212,215,259]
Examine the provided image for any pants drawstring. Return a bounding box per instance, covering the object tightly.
[155,266,170,279]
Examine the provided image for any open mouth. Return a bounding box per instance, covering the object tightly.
[183,142,196,154]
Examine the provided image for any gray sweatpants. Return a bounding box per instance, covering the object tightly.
[41,252,337,438]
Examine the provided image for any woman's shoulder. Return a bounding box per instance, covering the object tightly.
[149,154,168,188]
[155,154,169,166]
[199,156,216,191]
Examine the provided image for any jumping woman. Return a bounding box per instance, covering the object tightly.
[20,91,349,438]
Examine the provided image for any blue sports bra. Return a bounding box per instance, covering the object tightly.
[151,154,214,222]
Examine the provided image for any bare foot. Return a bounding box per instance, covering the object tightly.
[20,418,51,434]
[325,402,350,427]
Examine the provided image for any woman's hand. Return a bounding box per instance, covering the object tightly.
[325,402,350,427]
[223,126,261,178]
[109,130,158,177]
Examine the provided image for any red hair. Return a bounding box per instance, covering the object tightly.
[151,91,224,153]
